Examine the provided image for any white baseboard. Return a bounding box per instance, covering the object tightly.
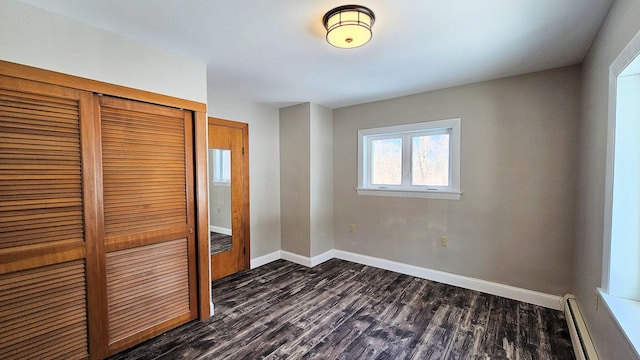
[210,226,232,236]
[333,250,563,310]
[279,250,334,268]
[248,248,562,310]
[281,250,312,267]
[250,250,281,269]
[310,250,334,267]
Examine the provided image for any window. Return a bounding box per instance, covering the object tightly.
[213,149,231,184]
[357,118,461,200]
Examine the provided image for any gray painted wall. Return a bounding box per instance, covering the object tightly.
[280,103,312,256]
[208,94,282,259]
[279,103,335,258]
[574,0,640,358]
[209,184,232,230]
[310,104,334,257]
[333,66,580,296]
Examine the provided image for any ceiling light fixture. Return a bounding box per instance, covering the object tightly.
[323,5,375,49]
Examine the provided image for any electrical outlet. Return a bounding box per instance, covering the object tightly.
[350,224,356,233]
[440,235,448,247]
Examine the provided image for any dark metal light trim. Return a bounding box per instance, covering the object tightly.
[322,5,376,29]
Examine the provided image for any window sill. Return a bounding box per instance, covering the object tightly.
[356,188,462,200]
[598,288,640,358]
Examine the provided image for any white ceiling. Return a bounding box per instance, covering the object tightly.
[17,0,613,109]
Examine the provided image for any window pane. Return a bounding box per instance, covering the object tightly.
[214,149,231,183]
[370,138,402,185]
[222,150,231,182]
[412,134,449,186]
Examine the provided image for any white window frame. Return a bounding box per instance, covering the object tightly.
[357,118,461,200]
[600,28,640,358]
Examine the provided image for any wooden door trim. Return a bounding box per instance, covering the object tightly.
[194,112,211,319]
[208,117,251,270]
[0,242,86,274]
[182,111,200,321]
[86,93,109,359]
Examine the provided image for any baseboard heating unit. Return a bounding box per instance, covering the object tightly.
[564,294,599,360]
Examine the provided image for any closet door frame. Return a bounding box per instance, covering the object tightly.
[0,60,211,359]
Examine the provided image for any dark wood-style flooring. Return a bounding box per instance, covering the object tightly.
[210,232,232,255]
[109,259,575,359]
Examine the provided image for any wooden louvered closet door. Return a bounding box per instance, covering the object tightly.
[96,96,197,355]
[0,75,97,359]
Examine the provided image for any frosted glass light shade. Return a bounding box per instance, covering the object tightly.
[323,5,375,49]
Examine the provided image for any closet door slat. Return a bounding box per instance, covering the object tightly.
[106,239,191,344]
[0,259,88,360]
[100,101,188,238]
[0,87,83,251]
